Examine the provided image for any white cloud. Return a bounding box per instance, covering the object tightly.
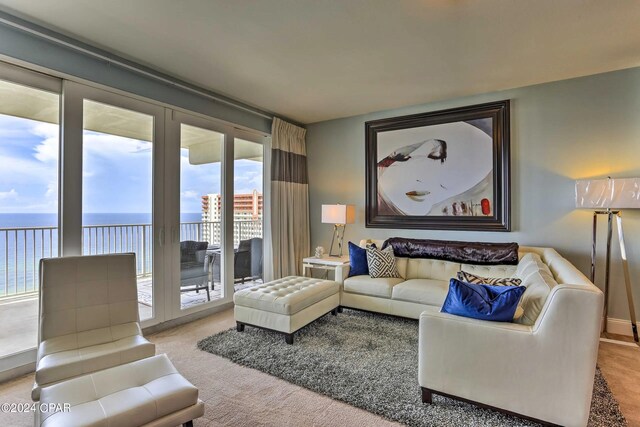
[83,131,152,159]
[0,189,18,199]
[31,122,59,163]
[44,180,57,199]
[181,190,199,199]
[0,150,55,184]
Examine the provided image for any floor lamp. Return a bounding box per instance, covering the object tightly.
[576,177,639,345]
[321,204,355,257]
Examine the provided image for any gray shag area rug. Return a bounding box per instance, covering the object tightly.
[197,309,626,427]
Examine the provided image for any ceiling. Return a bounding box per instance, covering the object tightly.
[1,0,640,124]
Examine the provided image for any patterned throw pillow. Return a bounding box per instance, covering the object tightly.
[457,271,522,287]
[367,246,401,279]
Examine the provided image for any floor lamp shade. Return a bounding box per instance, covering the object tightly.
[321,204,356,225]
[575,178,640,209]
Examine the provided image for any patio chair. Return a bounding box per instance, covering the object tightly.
[211,237,263,289]
[33,253,155,401]
[180,240,211,301]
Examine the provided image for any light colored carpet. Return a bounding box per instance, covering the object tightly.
[198,309,627,427]
[0,308,636,427]
[0,309,399,427]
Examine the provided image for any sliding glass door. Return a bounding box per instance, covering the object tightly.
[178,122,225,310]
[167,111,230,316]
[0,60,269,376]
[233,136,265,288]
[0,63,61,368]
[81,99,155,321]
[74,83,166,325]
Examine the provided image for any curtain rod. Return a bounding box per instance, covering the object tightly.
[0,11,275,121]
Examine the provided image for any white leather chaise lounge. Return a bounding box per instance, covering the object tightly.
[33,253,155,400]
[34,253,204,427]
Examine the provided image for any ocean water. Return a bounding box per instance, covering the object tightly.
[0,212,202,296]
[0,213,202,227]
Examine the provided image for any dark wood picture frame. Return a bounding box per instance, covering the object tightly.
[365,100,511,231]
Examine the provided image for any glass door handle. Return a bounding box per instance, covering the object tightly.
[158,227,165,247]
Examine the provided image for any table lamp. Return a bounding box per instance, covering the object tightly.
[321,204,355,257]
[575,177,640,345]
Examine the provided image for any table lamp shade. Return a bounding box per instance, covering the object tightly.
[575,178,640,209]
[322,204,355,224]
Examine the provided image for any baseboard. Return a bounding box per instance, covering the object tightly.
[0,361,35,384]
[142,301,233,335]
[605,317,639,337]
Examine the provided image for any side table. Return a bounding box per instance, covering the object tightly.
[302,255,350,280]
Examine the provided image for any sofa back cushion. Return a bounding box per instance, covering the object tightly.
[403,258,461,281]
[460,263,518,278]
[513,253,558,325]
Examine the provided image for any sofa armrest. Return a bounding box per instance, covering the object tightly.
[531,283,602,332]
[420,310,533,334]
[334,264,350,284]
[419,310,535,383]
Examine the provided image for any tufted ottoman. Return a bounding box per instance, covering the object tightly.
[36,354,204,427]
[233,276,340,344]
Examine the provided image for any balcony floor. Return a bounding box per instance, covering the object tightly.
[0,277,261,359]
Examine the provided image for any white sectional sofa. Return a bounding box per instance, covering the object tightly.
[334,239,604,427]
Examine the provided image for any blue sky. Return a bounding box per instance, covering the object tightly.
[0,114,263,214]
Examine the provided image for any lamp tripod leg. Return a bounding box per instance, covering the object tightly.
[591,211,602,333]
[615,213,639,344]
[329,224,337,257]
[602,211,613,336]
[329,224,346,257]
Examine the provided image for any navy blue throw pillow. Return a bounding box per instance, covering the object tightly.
[441,279,526,322]
[348,242,370,277]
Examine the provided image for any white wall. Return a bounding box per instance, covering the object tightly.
[307,67,640,322]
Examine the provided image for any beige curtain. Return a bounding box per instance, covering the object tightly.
[266,117,310,279]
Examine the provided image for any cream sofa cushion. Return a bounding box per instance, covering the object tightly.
[516,252,552,279]
[391,279,449,306]
[395,257,408,278]
[460,263,518,278]
[403,258,461,281]
[343,276,404,298]
[514,253,558,325]
[233,276,339,315]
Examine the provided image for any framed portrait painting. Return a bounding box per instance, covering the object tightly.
[365,100,511,231]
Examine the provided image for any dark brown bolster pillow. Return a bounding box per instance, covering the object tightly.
[381,237,519,265]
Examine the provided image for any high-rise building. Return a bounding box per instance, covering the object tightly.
[201,190,263,244]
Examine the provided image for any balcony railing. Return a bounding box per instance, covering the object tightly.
[0,220,262,299]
